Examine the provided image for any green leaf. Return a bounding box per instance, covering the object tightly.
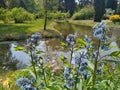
[110,51,120,57]
[77,38,87,48]
[29,70,36,78]
[86,76,93,85]
[78,79,82,90]
[88,60,94,70]
[14,46,25,51]
[36,50,44,54]
[60,42,67,48]
[60,55,67,62]
[104,59,120,63]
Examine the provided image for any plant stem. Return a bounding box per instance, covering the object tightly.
[42,64,47,86]
[70,46,74,64]
[93,40,101,86]
[30,51,37,79]
[38,58,47,86]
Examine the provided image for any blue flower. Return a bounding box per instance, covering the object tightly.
[66,34,76,46]
[84,35,91,44]
[66,77,75,89]
[64,67,75,89]
[64,67,71,79]
[72,50,88,67]
[93,21,109,41]
[27,33,42,46]
[16,78,37,90]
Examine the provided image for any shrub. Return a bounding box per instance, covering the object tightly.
[0,8,12,23]
[12,7,35,23]
[103,8,115,19]
[48,11,70,20]
[72,5,94,20]
[116,4,120,14]
[35,10,44,19]
[109,14,120,23]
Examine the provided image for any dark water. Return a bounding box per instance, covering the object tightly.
[0,22,120,72]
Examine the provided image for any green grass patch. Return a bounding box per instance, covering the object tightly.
[0,20,44,35]
[68,20,120,28]
[0,19,58,41]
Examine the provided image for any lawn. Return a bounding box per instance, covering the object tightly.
[69,20,120,28]
[0,19,120,41]
[0,19,55,41]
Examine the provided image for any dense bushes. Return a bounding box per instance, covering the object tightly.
[72,5,94,20]
[0,8,12,23]
[12,8,35,23]
[48,11,70,20]
[0,7,35,23]
[103,8,115,19]
[35,11,70,20]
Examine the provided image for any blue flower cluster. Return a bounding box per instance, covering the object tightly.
[84,35,93,49]
[93,21,108,41]
[73,50,90,80]
[66,34,76,47]
[27,33,41,46]
[16,78,37,90]
[64,67,75,89]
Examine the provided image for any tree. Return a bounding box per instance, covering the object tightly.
[65,0,75,17]
[0,0,6,8]
[106,0,117,12]
[43,0,47,30]
[42,0,59,30]
[94,0,105,22]
[7,0,21,9]
[77,0,93,8]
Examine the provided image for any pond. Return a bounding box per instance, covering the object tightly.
[0,22,120,72]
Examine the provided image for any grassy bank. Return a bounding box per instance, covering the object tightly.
[0,19,120,41]
[0,19,60,41]
[69,20,120,28]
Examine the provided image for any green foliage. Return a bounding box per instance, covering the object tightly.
[72,5,94,20]
[103,8,115,19]
[117,4,120,14]
[12,7,35,23]
[48,11,70,20]
[0,8,12,23]
[35,10,44,19]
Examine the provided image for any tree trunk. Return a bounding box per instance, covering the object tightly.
[43,0,47,30]
[94,0,105,22]
[65,0,75,17]
[44,10,47,30]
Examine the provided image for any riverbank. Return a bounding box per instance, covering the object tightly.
[0,19,120,41]
[0,19,61,41]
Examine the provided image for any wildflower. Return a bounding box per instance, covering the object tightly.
[64,66,75,89]
[66,34,76,46]
[16,78,37,90]
[101,44,110,50]
[72,52,81,66]
[109,14,120,23]
[64,67,71,79]
[84,35,94,49]
[66,76,75,89]
[3,78,10,87]
[84,35,91,44]
[52,66,61,72]
[72,50,88,67]
[27,33,41,46]
[78,67,91,80]
[93,21,108,41]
